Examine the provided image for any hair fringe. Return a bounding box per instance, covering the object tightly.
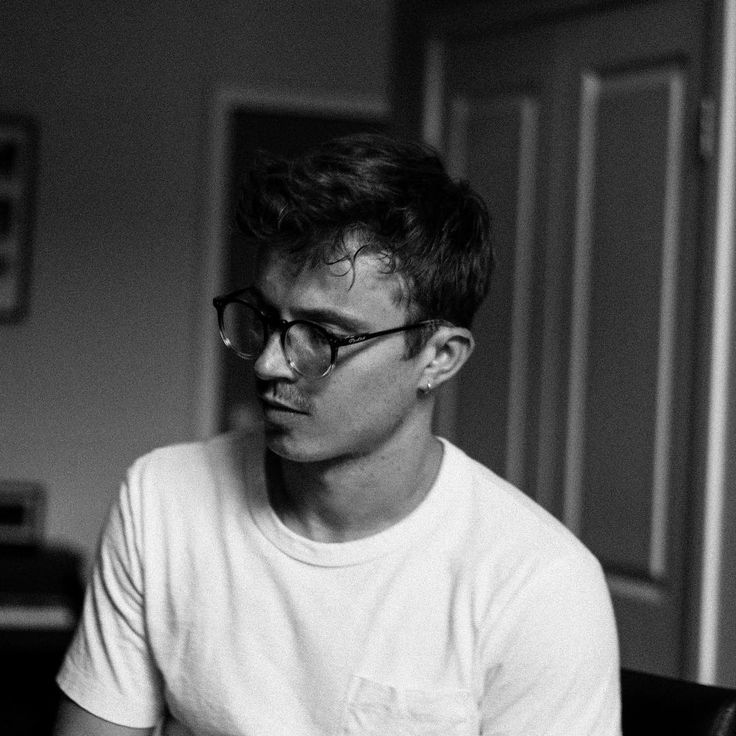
[235,133,494,338]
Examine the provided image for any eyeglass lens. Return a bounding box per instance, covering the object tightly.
[283,322,332,377]
[221,302,333,378]
[221,302,264,357]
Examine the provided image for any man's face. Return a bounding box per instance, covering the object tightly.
[249,240,430,464]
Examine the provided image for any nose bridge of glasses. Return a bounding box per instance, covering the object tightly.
[253,308,283,345]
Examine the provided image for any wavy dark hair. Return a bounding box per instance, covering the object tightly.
[235,133,494,351]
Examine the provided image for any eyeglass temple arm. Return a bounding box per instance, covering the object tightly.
[337,320,447,347]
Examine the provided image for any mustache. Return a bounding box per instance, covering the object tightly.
[255,379,311,412]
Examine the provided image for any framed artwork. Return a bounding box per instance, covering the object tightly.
[0,116,37,322]
[0,481,45,546]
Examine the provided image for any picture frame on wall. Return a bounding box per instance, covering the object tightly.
[0,115,37,323]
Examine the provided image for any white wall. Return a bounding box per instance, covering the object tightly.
[0,0,392,566]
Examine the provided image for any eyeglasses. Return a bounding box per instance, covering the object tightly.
[213,289,447,380]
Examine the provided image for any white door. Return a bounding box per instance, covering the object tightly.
[413,0,706,677]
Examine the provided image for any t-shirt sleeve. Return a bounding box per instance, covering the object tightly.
[479,551,621,736]
[56,460,164,729]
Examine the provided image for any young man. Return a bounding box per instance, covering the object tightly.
[54,134,621,735]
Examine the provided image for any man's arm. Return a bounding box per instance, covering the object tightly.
[53,695,154,736]
[56,460,165,731]
[479,553,621,735]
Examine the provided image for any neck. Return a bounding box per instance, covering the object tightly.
[266,433,443,543]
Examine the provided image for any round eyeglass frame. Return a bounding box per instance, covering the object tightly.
[212,288,450,379]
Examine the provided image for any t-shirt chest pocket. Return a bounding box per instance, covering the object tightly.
[340,675,478,736]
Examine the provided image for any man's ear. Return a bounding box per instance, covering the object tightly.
[417,326,475,392]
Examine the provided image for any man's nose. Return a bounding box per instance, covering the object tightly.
[253,331,296,381]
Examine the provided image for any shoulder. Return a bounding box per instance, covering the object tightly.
[129,431,242,476]
[126,431,257,494]
[436,438,605,607]
[117,431,263,531]
[436,445,619,684]
[440,438,593,559]
[102,431,266,586]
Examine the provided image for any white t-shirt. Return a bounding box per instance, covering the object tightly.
[57,433,621,735]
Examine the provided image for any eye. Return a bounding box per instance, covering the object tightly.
[252,303,282,328]
[317,324,350,339]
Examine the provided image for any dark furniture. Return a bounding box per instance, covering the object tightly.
[622,668,736,736]
[0,546,82,736]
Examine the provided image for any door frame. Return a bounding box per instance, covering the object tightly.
[695,0,736,686]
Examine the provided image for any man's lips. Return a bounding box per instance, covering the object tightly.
[258,395,309,414]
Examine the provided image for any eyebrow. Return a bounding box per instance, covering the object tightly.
[246,286,372,334]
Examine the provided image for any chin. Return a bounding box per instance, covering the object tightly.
[265,425,401,468]
[263,427,329,464]
[264,424,378,466]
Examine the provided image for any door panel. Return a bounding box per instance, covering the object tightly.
[567,58,692,676]
[421,0,704,676]
[571,63,686,577]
